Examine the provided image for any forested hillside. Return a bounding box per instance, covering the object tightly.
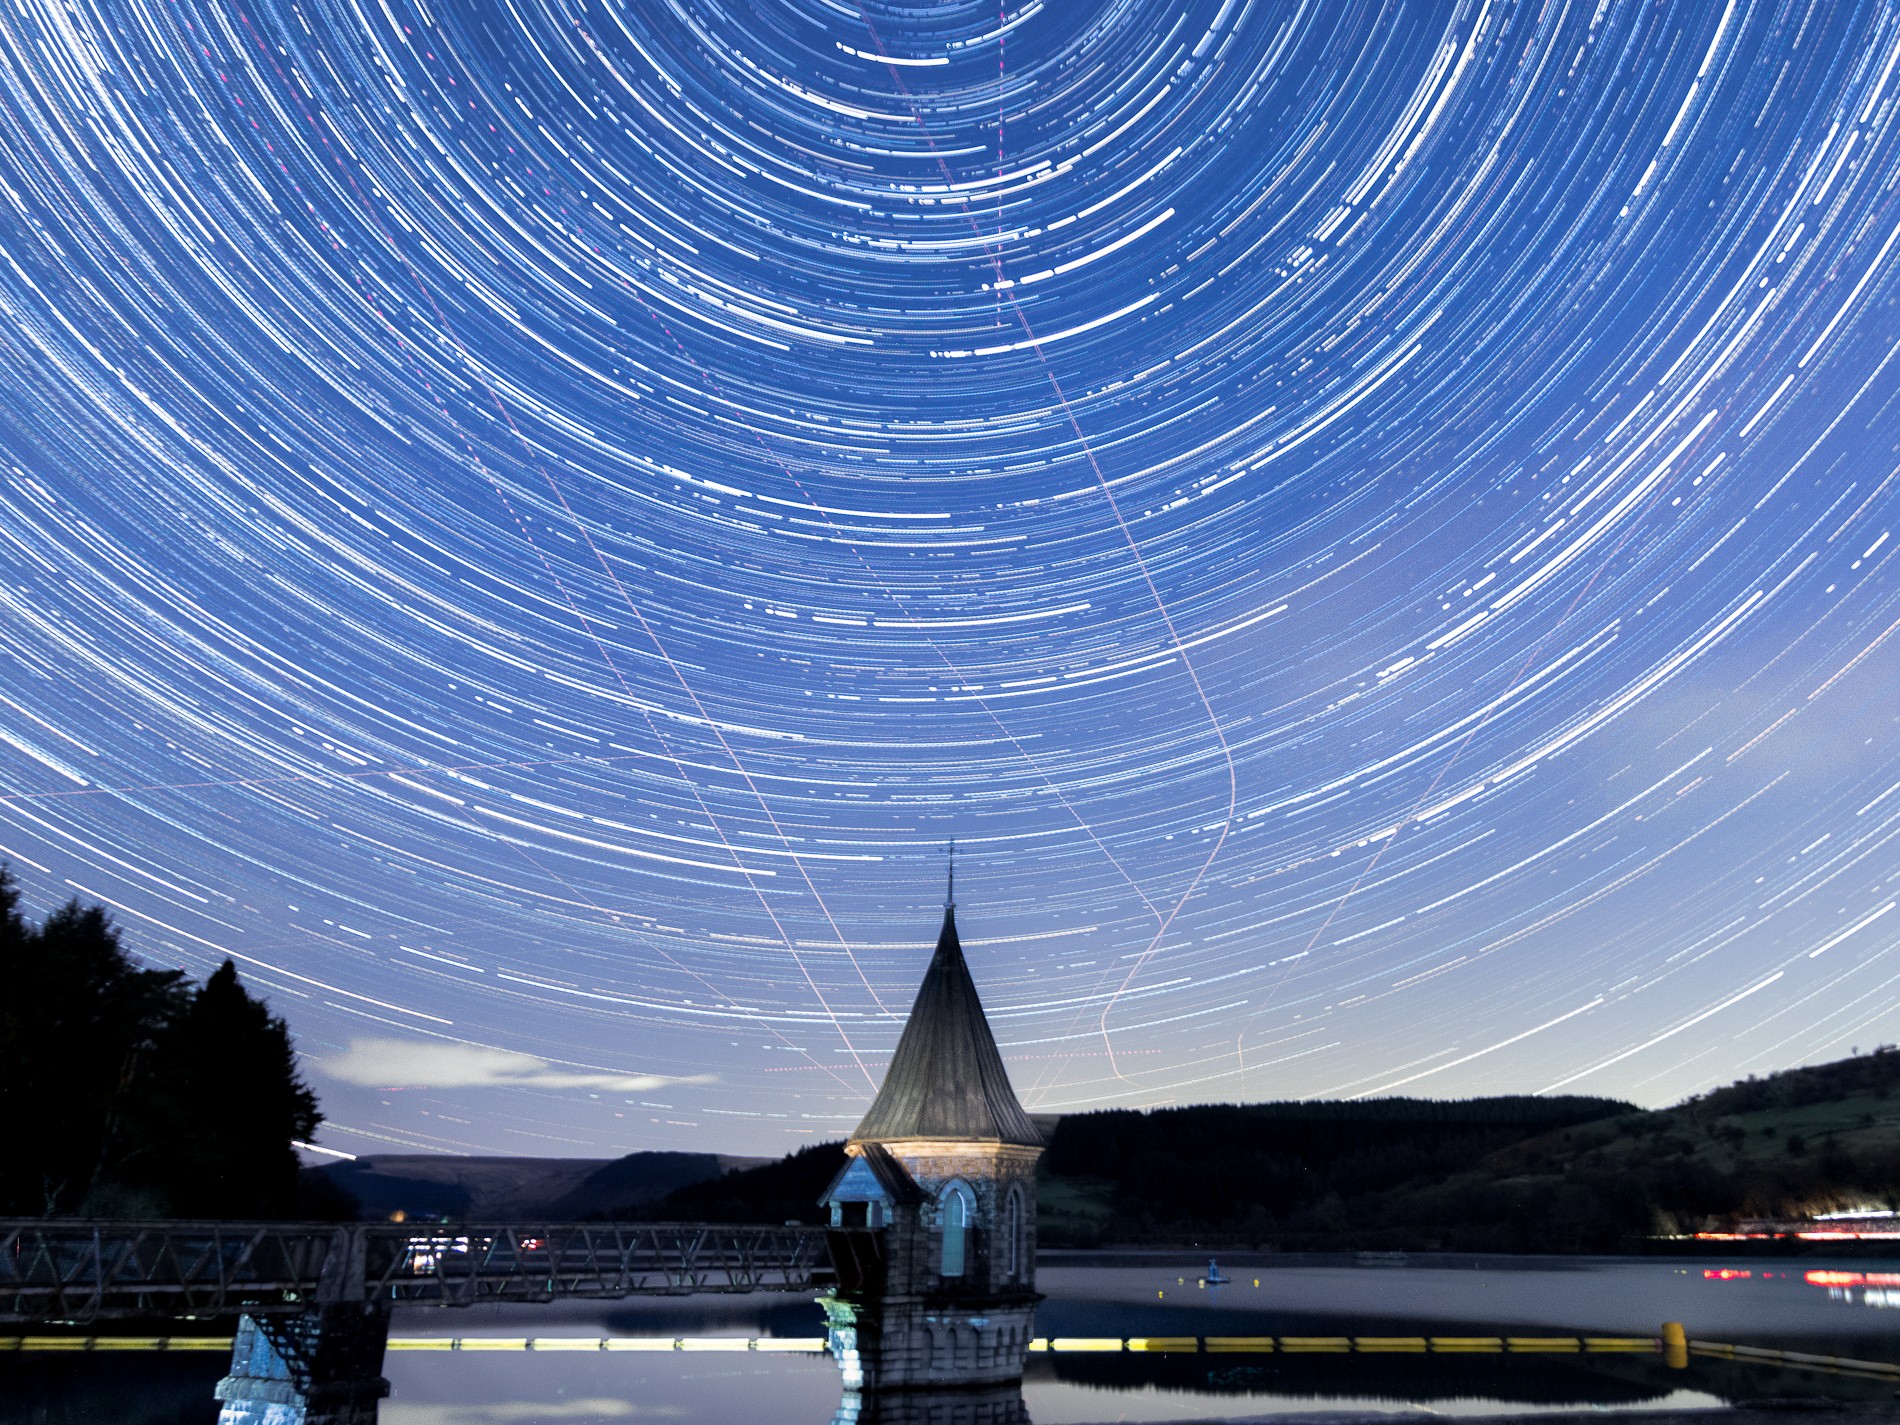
[1039,1095,1632,1241]
[634,1051,1900,1251]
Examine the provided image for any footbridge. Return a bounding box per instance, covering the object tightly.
[0,1219,834,1323]
[2,1218,842,1423]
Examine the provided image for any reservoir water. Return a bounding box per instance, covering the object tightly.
[7,1253,1899,1424]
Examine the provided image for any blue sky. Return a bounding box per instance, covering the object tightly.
[0,0,1896,1156]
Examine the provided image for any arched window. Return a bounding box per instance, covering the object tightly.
[1003,1186,1024,1280]
[940,1182,973,1277]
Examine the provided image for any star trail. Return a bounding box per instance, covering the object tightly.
[0,0,1896,1156]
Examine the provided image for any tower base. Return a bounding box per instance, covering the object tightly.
[821,1293,1038,1392]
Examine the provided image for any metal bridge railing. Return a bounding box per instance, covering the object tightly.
[0,1220,831,1324]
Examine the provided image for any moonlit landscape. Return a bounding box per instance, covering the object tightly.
[0,0,1896,1163]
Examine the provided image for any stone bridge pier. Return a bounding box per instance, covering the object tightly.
[215,1228,391,1425]
[216,1303,392,1425]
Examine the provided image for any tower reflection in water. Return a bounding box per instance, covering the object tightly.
[830,1381,1031,1425]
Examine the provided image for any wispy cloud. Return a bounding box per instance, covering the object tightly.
[321,1036,700,1093]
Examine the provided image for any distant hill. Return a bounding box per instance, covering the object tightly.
[613,1140,849,1225]
[1037,1094,1636,1248]
[308,1150,765,1222]
[623,1048,1900,1250]
[1039,1049,1900,1250]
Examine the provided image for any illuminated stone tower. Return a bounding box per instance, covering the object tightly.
[820,869,1043,1393]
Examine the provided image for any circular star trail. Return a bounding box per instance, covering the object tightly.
[0,0,1896,1155]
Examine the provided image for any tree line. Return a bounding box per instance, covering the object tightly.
[1042,1096,1636,1219]
[0,868,319,1218]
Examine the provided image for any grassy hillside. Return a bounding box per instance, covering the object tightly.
[1474,1048,1900,1231]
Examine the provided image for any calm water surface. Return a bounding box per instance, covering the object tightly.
[8,1254,1899,1424]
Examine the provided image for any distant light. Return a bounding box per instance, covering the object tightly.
[1814,1208,1896,1220]
[294,1140,358,1161]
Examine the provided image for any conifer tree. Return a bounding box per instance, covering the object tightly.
[0,867,321,1217]
[139,960,321,1217]
[0,870,186,1213]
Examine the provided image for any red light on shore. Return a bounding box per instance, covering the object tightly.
[1796,1229,1900,1241]
[1804,1270,1900,1288]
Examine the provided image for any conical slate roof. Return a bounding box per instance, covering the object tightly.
[851,905,1042,1147]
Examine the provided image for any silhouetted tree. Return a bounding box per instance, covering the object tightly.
[135,961,321,1217]
[0,868,320,1217]
[0,870,186,1214]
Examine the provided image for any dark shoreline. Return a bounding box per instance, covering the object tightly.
[1037,1245,1900,1264]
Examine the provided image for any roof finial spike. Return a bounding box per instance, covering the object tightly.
[945,838,956,910]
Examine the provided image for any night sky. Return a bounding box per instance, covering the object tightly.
[1,0,1896,1159]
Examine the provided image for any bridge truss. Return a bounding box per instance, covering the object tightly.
[0,1220,831,1324]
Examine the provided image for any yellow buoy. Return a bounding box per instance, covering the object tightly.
[1661,1321,1688,1370]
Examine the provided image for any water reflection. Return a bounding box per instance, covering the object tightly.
[1031,1348,1706,1409]
[831,1384,1030,1425]
[1797,1268,1900,1310]
[0,1346,1744,1425]
[0,1339,1759,1425]
[10,1255,1900,1423]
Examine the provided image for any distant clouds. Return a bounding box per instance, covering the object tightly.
[323,1037,698,1094]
